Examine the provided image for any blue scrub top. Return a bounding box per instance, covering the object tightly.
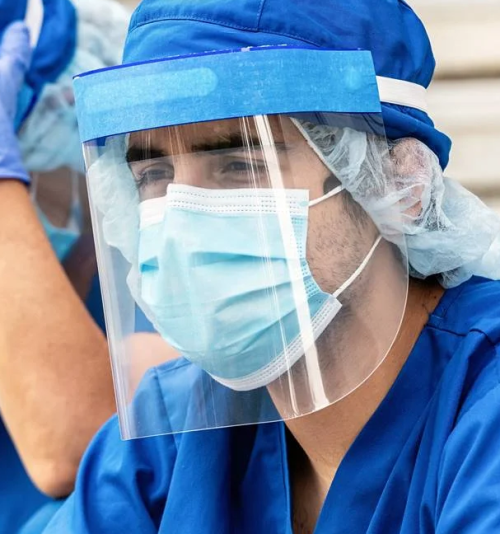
[0,274,105,534]
[43,277,500,534]
[0,421,50,533]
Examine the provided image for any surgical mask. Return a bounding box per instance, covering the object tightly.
[38,210,81,261]
[137,183,381,392]
[32,172,82,261]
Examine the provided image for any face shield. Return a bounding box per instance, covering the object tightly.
[75,47,409,438]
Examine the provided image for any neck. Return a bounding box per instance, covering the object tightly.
[285,277,445,498]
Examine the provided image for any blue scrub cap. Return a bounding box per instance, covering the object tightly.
[123,0,452,169]
[0,0,77,117]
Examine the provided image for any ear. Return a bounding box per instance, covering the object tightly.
[388,137,439,221]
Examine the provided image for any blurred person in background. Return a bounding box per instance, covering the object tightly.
[40,1,500,533]
[0,0,130,532]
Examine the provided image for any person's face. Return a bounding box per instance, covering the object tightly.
[127,115,377,296]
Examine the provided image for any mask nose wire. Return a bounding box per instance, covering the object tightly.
[309,184,343,207]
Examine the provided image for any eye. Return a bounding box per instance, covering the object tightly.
[214,158,269,188]
[138,167,173,184]
[221,160,263,174]
[134,163,175,199]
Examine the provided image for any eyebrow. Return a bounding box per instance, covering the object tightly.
[125,135,246,165]
[191,133,263,154]
[126,145,169,165]
[126,133,288,164]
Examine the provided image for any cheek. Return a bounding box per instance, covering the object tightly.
[305,200,354,294]
[305,194,380,295]
[285,148,329,196]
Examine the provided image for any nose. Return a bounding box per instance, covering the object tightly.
[172,154,215,189]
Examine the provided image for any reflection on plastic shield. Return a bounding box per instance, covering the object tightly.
[82,68,219,112]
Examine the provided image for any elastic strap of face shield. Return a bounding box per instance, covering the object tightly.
[376,76,428,115]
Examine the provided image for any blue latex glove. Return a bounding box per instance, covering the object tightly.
[0,22,32,184]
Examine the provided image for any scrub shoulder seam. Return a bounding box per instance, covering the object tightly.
[424,324,466,338]
[428,282,469,324]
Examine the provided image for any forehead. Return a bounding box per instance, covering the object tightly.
[128,115,306,153]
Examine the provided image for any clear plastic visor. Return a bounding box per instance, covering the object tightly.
[84,113,409,438]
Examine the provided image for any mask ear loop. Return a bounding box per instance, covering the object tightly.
[333,235,383,299]
[309,184,343,207]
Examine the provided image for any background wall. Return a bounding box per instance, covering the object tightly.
[119,0,500,211]
[414,0,500,212]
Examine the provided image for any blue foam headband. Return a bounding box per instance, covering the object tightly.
[74,47,382,143]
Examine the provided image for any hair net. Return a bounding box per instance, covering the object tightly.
[18,0,130,174]
[293,119,500,288]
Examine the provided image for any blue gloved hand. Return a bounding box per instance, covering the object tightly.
[0,22,32,184]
